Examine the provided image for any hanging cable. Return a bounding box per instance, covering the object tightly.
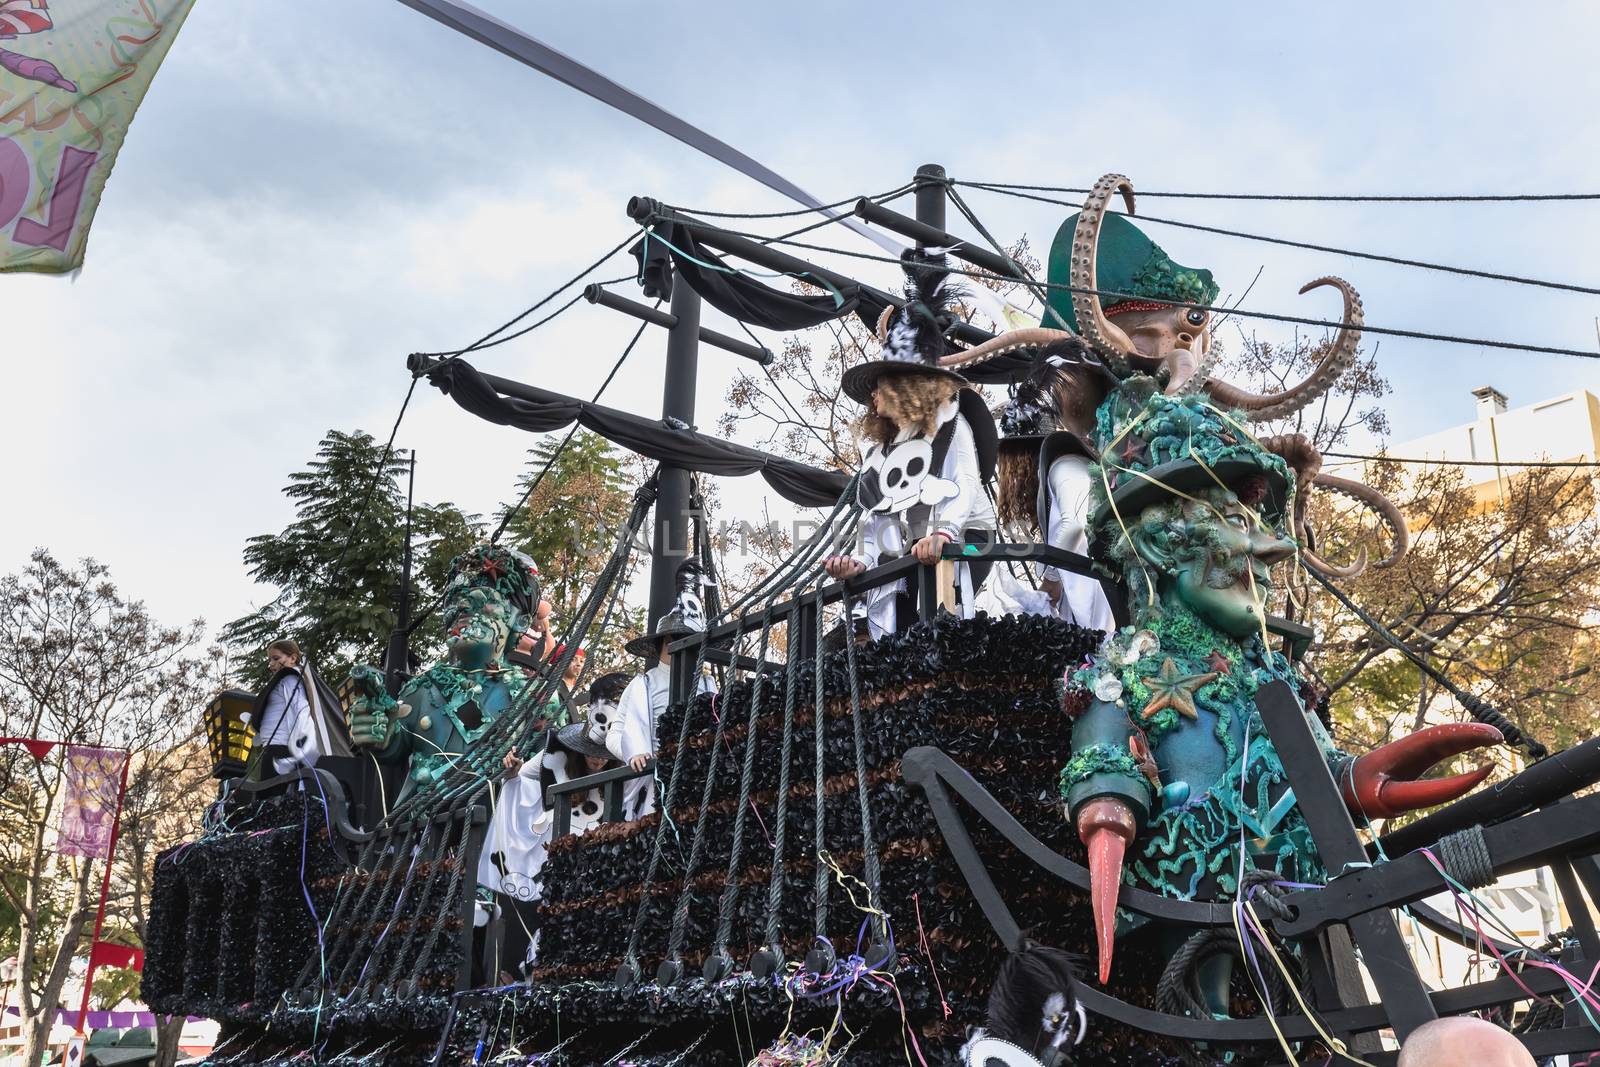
[411,232,639,363]
[1308,568,1547,759]
[674,225,1600,361]
[1324,452,1600,468]
[952,180,1600,204]
[666,181,914,220]
[957,182,1600,297]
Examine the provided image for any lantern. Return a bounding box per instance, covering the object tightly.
[204,689,257,779]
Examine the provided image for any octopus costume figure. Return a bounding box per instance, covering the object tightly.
[346,544,540,798]
[954,175,1503,994]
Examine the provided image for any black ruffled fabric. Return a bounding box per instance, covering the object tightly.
[424,359,849,508]
[158,615,1215,1065]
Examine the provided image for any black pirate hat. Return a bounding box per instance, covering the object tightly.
[841,251,971,405]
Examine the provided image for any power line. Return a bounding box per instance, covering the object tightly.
[954,183,1600,297]
[490,310,657,542]
[1324,451,1600,469]
[687,225,1600,361]
[953,180,1600,204]
[405,308,657,639]
[411,233,639,365]
[665,181,915,220]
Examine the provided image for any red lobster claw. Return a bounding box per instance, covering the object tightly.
[1077,797,1137,984]
[1341,722,1502,820]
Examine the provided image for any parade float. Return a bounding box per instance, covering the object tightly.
[142,169,1600,1067]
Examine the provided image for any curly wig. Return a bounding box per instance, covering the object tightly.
[997,446,1041,534]
[858,372,961,446]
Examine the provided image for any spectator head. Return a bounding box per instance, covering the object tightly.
[266,639,301,673]
[1397,1017,1533,1067]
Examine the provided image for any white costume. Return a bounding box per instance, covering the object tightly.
[609,661,717,815]
[254,670,323,775]
[850,399,996,640]
[1040,454,1115,633]
[477,696,649,901]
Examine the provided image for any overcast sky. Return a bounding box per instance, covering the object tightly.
[7,0,1600,644]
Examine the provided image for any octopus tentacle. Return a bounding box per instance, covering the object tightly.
[1312,473,1409,569]
[1069,174,1138,374]
[1257,433,1400,579]
[1203,277,1364,422]
[936,327,1076,368]
[1302,543,1370,579]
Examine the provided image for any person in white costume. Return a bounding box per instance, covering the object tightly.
[612,604,718,814]
[986,347,1116,633]
[248,638,353,778]
[823,252,998,637]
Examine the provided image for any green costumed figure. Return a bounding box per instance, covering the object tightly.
[346,544,542,798]
[1031,176,1506,999]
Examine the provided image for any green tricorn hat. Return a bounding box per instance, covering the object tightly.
[1043,211,1220,334]
[1087,388,1293,560]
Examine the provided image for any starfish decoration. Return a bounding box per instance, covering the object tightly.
[1116,435,1150,467]
[1139,657,1218,723]
[1206,651,1232,676]
[480,555,507,580]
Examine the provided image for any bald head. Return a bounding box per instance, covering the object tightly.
[1397,1017,1534,1067]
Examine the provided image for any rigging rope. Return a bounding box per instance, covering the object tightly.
[411,233,637,363]
[714,229,1600,361]
[710,605,778,967]
[952,180,1600,203]
[665,181,915,220]
[958,181,1600,296]
[1307,568,1547,759]
[811,590,831,963]
[840,592,886,945]
[760,598,804,957]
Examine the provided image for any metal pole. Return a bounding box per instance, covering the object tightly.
[384,450,416,697]
[914,163,947,233]
[648,282,701,628]
[583,285,773,364]
[74,750,132,1036]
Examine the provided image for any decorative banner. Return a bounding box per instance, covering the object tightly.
[57,745,125,858]
[0,734,57,761]
[0,0,198,273]
[89,939,143,972]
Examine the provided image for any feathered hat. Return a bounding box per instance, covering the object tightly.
[840,250,972,404]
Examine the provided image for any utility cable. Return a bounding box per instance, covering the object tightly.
[666,181,914,220]
[681,226,1600,361]
[953,180,1600,204]
[411,233,638,363]
[958,182,1600,297]
[1324,452,1600,469]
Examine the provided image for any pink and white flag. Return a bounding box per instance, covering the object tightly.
[57,745,125,859]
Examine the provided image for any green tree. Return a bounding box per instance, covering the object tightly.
[497,431,643,678]
[223,430,482,687]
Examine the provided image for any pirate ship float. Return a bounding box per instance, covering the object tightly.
[145,169,1600,1066]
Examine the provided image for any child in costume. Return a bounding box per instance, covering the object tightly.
[823,252,998,637]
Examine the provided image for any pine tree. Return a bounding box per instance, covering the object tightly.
[223,430,480,687]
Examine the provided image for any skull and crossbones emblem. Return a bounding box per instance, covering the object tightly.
[858,437,958,514]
